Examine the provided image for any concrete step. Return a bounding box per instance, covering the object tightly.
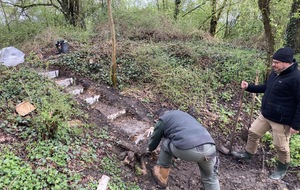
[34,68,153,145]
[55,78,74,88]
[78,94,100,105]
[112,116,152,144]
[65,85,84,95]
[132,127,154,145]
[92,102,126,121]
[37,70,59,79]
[84,95,100,104]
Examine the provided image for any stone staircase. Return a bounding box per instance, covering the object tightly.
[35,68,153,144]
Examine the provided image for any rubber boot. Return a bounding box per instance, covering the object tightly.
[231,151,252,163]
[152,165,170,188]
[269,161,289,180]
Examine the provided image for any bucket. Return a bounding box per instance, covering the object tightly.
[55,40,69,54]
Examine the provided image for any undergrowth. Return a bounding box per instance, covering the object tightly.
[1,4,299,189]
[0,65,142,189]
[46,39,300,167]
[0,25,299,190]
[0,66,81,140]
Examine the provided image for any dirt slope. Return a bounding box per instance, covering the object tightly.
[2,63,298,189]
[57,68,300,190]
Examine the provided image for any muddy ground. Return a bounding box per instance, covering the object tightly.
[1,63,299,189]
[2,41,299,189]
[69,71,299,190]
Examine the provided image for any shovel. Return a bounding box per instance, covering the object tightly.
[218,88,245,155]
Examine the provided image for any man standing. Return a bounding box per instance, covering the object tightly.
[232,47,300,180]
[148,109,220,190]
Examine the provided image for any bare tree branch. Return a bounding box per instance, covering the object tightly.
[182,2,206,17]
[2,2,53,9]
[199,1,238,29]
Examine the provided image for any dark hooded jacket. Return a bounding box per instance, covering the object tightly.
[246,61,300,130]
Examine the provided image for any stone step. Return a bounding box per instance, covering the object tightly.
[34,68,153,145]
[92,102,126,121]
[65,85,84,95]
[112,116,152,144]
[37,70,59,79]
[132,127,154,145]
[55,78,74,88]
[78,94,100,105]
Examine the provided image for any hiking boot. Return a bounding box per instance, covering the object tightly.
[231,151,252,162]
[152,165,170,188]
[269,161,289,180]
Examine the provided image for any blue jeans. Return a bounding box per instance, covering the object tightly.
[157,139,220,190]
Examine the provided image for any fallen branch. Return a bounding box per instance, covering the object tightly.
[117,139,152,156]
[255,96,261,104]
[116,140,144,156]
[116,140,150,175]
[138,156,147,175]
[261,145,265,171]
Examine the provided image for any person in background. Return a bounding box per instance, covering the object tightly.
[148,109,220,190]
[232,47,300,180]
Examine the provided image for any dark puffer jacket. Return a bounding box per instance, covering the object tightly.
[246,61,300,130]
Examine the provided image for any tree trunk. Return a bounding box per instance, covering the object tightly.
[163,0,168,9]
[209,0,227,37]
[0,0,11,32]
[224,6,230,38]
[101,0,105,9]
[1,0,86,29]
[209,0,217,36]
[258,0,274,67]
[174,0,181,20]
[286,0,300,54]
[107,0,117,88]
[57,0,85,29]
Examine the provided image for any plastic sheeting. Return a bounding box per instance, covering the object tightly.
[0,46,25,67]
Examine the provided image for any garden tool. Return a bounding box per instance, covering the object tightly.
[217,88,245,155]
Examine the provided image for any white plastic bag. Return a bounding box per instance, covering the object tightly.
[0,46,25,67]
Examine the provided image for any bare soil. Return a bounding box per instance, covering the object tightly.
[61,69,300,190]
[1,64,299,189]
[3,38,299,189]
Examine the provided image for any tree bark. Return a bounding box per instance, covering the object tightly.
[209,0,217,36]
[209,0,227,37]
[156,0,160,10]
[107,0,117,88]
[163,0,168,9]
[258,0,274,67]
[224,6,230,38]
[286,0,300,54]
[3,0,86,28]
[174,0,181,20]
[0,0,11,32]
[56,0,85,28]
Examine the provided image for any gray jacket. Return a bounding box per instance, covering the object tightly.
[148,110,215,151]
